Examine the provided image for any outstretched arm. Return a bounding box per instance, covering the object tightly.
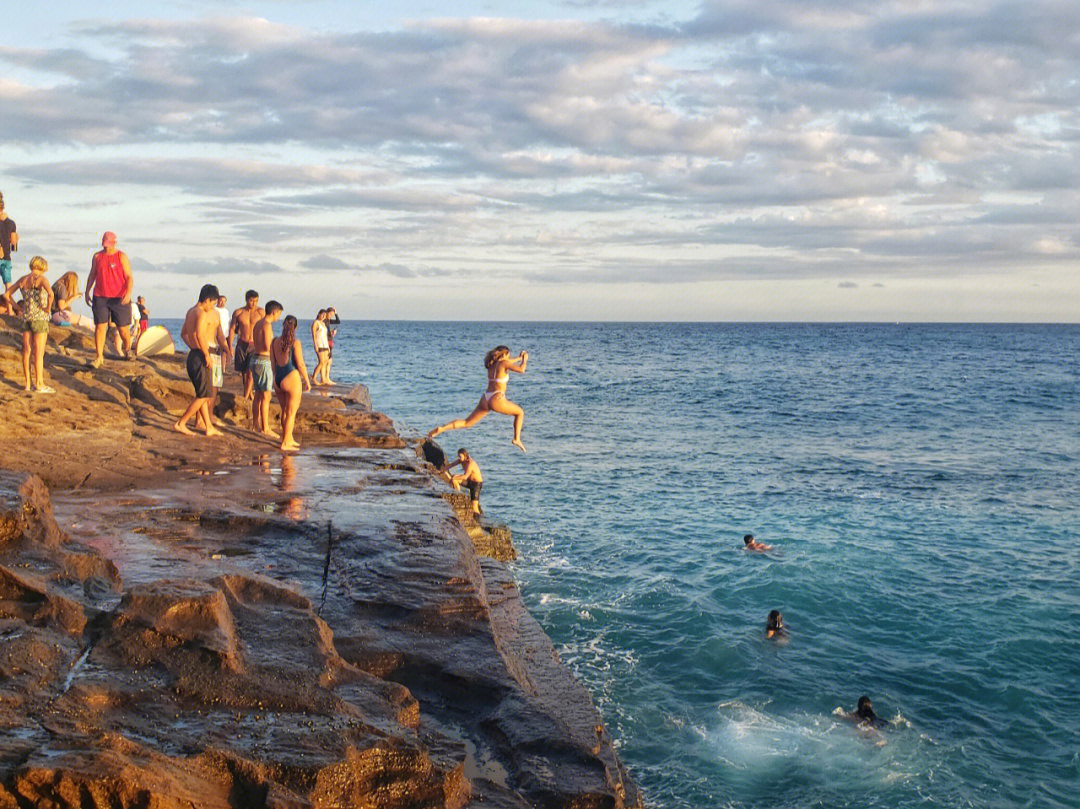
[507,351,528,373]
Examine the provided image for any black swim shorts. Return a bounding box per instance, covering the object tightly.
[235,340,253,373]
[465,479,482,503]
[92,296,132,327]
[186,350,213,399]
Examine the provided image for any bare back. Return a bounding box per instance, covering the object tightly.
[253,317,274,355]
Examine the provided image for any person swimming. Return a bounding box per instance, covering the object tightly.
[765,610,787,640]
[428,345,529,452]
[743,533,772,551]
[847,695,889,729]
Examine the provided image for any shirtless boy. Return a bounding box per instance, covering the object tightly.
[251,300,283,437]
[229,289,264,401]
[174,284,231,437]
[442,448,484,516]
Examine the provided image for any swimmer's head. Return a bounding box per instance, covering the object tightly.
[744,534,754,546]
[458,448,469,461]
[767,610,783,630]
[29,256,48,274]
[199,284,220,304]
[856,696,876,720]
[485,345,511,368]
[246,289,259,303]
[265,300,283,316]
[317,308,327,318]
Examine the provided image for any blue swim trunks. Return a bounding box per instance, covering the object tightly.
[250,355,273,393]
[0,260,11,285]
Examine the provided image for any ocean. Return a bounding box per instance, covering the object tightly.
[171,320,1080,808]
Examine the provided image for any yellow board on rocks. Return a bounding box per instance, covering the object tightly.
[135,325,176,357]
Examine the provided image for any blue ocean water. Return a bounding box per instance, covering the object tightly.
[182,321,1080,807]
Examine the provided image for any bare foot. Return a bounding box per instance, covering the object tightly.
[512,438,527,453]
[173,421,195,436]
[261,429,281,440]
[280,440,300,451]
[206,426,224,437]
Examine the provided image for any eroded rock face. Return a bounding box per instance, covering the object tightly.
[0,472,471,808]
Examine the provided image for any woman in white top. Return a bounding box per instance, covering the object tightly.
[311,309,331,385]
[428,345,529,452]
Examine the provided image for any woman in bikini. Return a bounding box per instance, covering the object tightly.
[270,314,311,451]
[428,345,529,452]
[3,256,55,393]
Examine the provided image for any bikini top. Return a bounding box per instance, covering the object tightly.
[489,373,509,385]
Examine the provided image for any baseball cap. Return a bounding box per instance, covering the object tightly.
[101,231,117,246]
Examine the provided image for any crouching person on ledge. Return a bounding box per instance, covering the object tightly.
[443,448,484,517]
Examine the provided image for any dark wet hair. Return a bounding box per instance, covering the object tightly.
[199,284,220,303]
[767,610,782,630]
[246,289,258,301]
[265,300,283,315]
[457,448,469,458]
[744,534,754,545]
[280,315,298,350]
[485,345,510,369]
[856,696,876,721]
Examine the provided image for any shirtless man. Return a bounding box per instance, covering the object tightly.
[174,284,231,437]
[743,533,773,552]
[229,289,264,402]
[442,448,484,516]
[250,300,283,437]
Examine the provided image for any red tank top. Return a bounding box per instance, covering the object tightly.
[92,250,127,298]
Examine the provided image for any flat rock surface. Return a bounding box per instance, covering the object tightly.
[0,316,642,808]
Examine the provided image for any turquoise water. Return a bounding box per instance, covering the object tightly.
[193,321,1080,807]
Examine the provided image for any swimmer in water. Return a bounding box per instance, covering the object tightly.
[743,533,772,551]
[765,610,787,640]
[846,696,889,729]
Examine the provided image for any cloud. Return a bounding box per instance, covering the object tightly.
[0,5,1076,319]
[300,253,350,270]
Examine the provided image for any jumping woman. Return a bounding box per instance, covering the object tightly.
[428,345,529,452]
[270,314,311,451]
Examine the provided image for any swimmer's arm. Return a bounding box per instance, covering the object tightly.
[441,459,463,474]
[507,353,528,373]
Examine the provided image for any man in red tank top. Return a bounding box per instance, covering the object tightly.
[84,231,134,368]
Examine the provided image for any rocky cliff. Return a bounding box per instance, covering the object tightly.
[0,315,642,808]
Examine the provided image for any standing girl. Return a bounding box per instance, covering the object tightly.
[3,256,55,393]
[271,315,311,451]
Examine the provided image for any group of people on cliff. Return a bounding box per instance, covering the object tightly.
[172,285,340,451]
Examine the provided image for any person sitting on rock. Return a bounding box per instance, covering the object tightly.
[4,255,55,393]
[50,271,93,328]
[442,448,484,516]
[743,533,772,552]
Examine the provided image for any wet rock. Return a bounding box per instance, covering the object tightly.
[0,470,64,549]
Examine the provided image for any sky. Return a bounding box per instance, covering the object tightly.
[1,1,1077,321]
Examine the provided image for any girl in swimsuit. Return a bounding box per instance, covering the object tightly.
[3,256,55,393]
[428,345,529,452]
[270,315,311,451]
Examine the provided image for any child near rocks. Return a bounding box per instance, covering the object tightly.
[4,256,55,393]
